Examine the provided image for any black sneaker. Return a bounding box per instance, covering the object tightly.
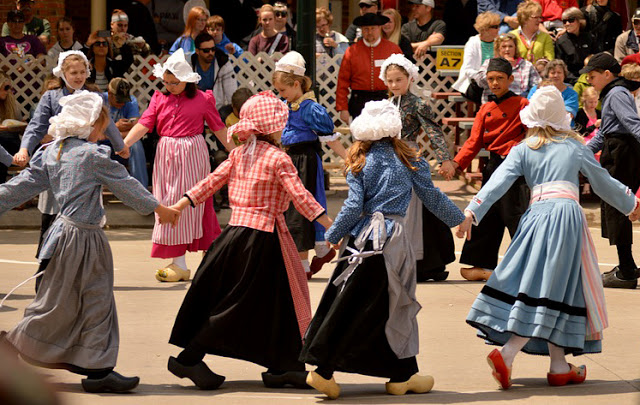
[602,267,638,289]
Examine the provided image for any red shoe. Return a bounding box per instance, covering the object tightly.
[547,364,586,386]
[308,248,336,279]
[487,349,512,390]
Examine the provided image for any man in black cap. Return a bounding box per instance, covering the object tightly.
[336,12,401,123]
[402,0,446,58]
[613,8,640,62]
[581,52,640,289]
[444,57,530,281]
[1,0,50,47]
[345,0,380,44]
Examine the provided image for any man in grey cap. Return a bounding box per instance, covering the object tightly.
[345,0,379,44]
[613,8,640,62]
[402,0,446,58]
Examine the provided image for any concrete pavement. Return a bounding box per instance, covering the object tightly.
[0,175,639,404]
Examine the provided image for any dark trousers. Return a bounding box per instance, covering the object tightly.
[348,90,388,118]
[600,134,640,245]
[0,131,20,183]
[460,153,530,270]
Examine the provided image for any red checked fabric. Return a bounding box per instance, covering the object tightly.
[186,140,325,338]
[228,91,289,142]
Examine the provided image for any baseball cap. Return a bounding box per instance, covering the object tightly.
[579,52,621,75]
[108,78,132,104]
[359,0,379,6]
[7,10,25,22]
[409,0,435,7]
[633,8,640,20]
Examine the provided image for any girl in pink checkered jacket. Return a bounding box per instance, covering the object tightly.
[164,91,332,390]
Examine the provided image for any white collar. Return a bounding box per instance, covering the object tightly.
[363,37,381,48]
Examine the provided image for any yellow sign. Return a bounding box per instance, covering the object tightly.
[435,48,464,71]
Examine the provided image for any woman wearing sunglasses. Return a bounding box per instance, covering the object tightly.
[555,7,593,85]
[85,30,133,92]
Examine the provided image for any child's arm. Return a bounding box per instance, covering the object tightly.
[411,158,465,227]
[415,99,453,165]
[452,105,487,171]
[611,90,640,146]
[324,170,365,245]
[16,91,55,166]
[0,143,12,168]
[0,149,50,215]
[304,102,347,159]
[178,156,233,211]
[277,155,327,218]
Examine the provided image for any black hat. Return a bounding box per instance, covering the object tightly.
[7,10,25,22]
[579,52,621,75]
[353,12,389,27]
[487,57,513,76]
[108,78,132,104]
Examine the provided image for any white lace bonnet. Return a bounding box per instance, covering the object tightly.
[350,99,402,141]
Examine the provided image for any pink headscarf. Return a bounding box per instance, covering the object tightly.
[227,91,289,143]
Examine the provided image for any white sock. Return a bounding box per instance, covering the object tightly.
[301,259,311,274]
[548,343,570,374]
[314,242,331,258]
[500,335,529,369]
[171,255,187,270]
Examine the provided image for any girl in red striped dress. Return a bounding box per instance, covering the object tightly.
[124,49,231,282]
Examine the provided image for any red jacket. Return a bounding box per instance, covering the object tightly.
[454,93,529,170]
[336,38,401,111]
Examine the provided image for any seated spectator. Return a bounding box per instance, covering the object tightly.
[443,0,478,45]
[621,62,640,114]
[273,2,296,50]
[316,7,349,59]
[572,54,594,108]
[0,10,45,57]
[381,8,413,62]
[248,4,289,55]
[527,60,578,124]
[554,7,593,84]
[206,15,243,58]
[86,31,133,92]
[1,0,50,47]
[581,0,621,54]
[574,86,600,142]
[48,17,86,61]
[111,9,150,57]
[190,32,237,114]
[225,87,253,130]
[402,0,446,58]
[0,72,23,184]
[169,5,209,58]
[473,32,541,103]
[345,0,379,43]
[102,78,148,188]
[453,11,501,103]
[511,1,554,63]
[536,0,566,39]
[614,8,640,63]
[478,0,519,34]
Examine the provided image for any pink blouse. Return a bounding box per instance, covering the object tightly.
[138,89,225,137]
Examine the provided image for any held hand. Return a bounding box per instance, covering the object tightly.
[629,198,640,221]
[438,160,456,180]
[115,144,130,159]
[155,205,181,226]
[456,211,474,240]
[14,149,29,167]
[339,110,350,124]
[330,239,342,250]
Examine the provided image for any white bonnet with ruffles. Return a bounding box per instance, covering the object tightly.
[48,91,104,140]
[153,48,201,83]
[520,85,572,132]
[275,51,306,76]
[52,50,91,79]
[350,100,402,141]
[379,53,420,85]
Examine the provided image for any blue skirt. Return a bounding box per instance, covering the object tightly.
[466,198,601,356]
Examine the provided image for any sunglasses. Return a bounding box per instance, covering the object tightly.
[562,18,576,24]
[359,4,374,8]
[274,11,287,18]
[198,47,215,53]
[93,41,109,47]
[488,24,500,29]
[633,19,640,25]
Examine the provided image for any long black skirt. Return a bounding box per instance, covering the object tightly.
[300,239,419,379]
[284,142,322,252]
[169,225,305,371]
[417,205,456,273]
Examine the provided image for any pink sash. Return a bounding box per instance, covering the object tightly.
[530,181,607,341]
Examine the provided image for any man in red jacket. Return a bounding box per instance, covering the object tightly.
[448,58,531,281]
[336,12,401,123]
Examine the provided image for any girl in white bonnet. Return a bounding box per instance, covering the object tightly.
[458,85,640,390]
[300,99,464,399]
[0,91,178,393]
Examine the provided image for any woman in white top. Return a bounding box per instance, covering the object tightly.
[452,12,501,103]
[47,17,86,62]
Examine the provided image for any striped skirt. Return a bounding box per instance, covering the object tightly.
[151,135,220,258]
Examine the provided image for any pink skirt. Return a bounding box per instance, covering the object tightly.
[151,135,221,258]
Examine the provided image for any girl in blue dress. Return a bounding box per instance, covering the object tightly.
[458,86,640,389]
[272,51,347,279]
[300,100,464,399]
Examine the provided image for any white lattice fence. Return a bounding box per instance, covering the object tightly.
[2,52,458,167]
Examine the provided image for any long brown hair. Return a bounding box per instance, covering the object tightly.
[345,138,420,176]
[182,6,208,38]
[0,72,18,121]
